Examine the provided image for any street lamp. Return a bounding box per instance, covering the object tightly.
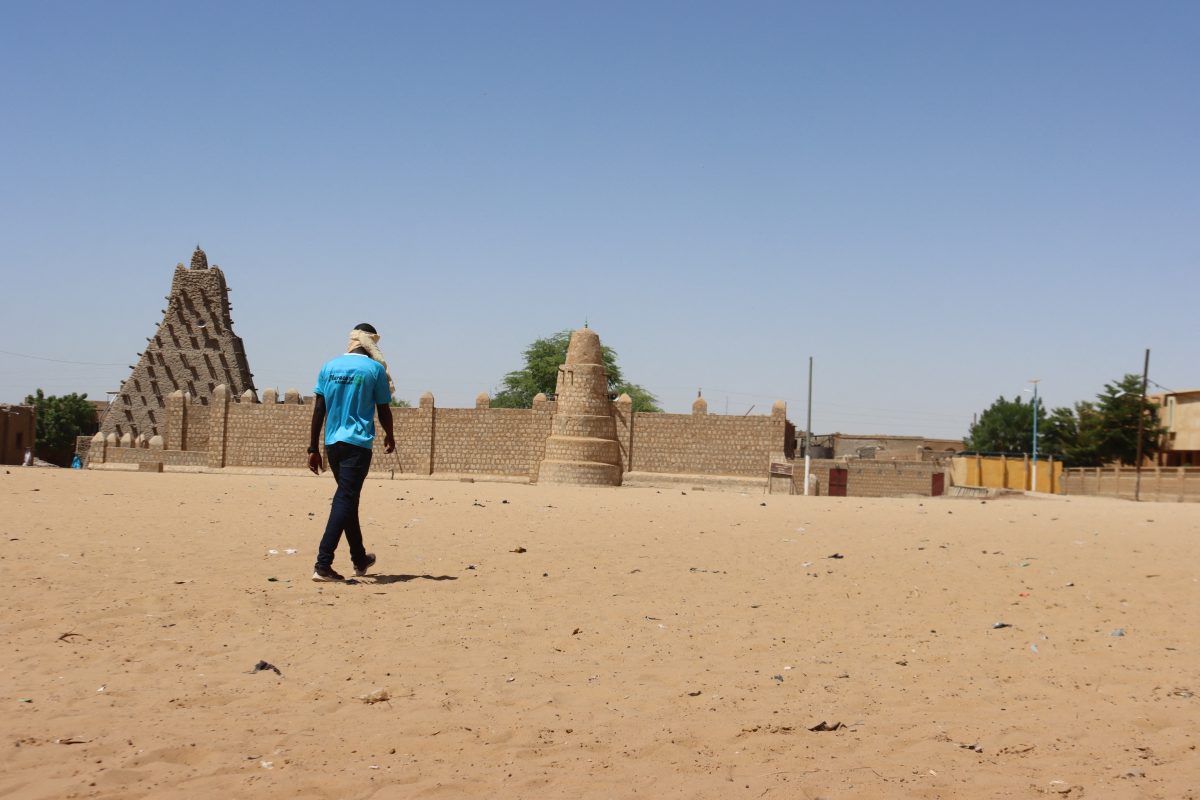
[1026,379,1040,492]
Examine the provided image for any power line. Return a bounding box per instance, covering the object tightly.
[0,349,126,367]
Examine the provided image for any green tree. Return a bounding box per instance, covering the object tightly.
[1092,374,1165,465]
[389,398,412,408]
[23,389,96,452]
[965,395,1046,453]
[615,383,661,414]
[1040,405,1078,458]
[492,330,661,412]
[1041,401,1103,466]
[975,374,1164,467]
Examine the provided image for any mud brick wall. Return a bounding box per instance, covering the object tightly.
[612,396,633,472]
[378,406,433,475]
[74,435,92,465]
[91,380,807,488]
[430,408,552,477]
[100,448,207,468]
[208,393,427,473]
[630,412,783,477]
[526,397,556,482]
[144,388,555,478]
[185,405,210,451]
[164,391,211,451]
[800,459,943,497]
[223,401,312,468]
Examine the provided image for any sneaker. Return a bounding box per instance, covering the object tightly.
[312,565,345,582]
[353,553,376,577]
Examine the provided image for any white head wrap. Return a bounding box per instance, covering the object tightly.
[347,329,396,398]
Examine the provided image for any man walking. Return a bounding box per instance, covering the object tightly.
[308,323,396,582]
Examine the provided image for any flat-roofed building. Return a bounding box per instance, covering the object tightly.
[815,432,961,461]
[1152,389,1200,467]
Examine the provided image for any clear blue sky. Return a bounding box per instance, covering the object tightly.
[2,1,1196,438]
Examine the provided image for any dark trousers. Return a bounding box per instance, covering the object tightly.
[316,442,373,569]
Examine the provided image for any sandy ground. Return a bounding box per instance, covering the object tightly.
[0,468,1197,799]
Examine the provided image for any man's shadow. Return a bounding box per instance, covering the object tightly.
[368,574,458,585]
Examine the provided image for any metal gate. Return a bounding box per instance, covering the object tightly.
[828,467,848,497]
[932,472,945,496]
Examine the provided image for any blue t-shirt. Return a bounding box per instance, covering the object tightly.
[314,354,391,448]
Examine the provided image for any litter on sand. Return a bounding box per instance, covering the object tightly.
[809,721,844,732]
[360,688,391,704]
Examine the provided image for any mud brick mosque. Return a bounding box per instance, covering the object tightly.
[85,248,946,496]
[97,246,254,443]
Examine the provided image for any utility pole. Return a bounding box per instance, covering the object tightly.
[804,356,813,496]
[1135,348,1150,501]
[1029,379,1040,492]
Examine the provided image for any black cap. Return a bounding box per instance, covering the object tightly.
[353,323,378,334]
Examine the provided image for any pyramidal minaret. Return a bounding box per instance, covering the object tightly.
[99,247,255,440]
[537,327,623,486]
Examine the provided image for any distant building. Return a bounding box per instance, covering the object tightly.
[811,432,961,461]
[0,405,35,465]
[1151,389,1200,467]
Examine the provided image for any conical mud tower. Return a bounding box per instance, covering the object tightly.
[537,328,622,486]
[99,246,255,439]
